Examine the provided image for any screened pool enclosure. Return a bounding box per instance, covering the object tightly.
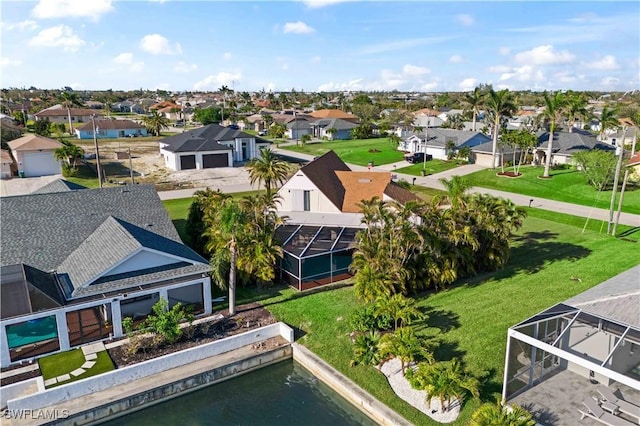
[275,225,360,291]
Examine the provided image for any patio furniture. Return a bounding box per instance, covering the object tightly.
[579,399,635,426]
[597,386,640,420]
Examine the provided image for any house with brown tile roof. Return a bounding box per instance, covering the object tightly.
[276,150,419,226]
[7,134,63,177]
[34,107,102,125]
[308,109,359,123]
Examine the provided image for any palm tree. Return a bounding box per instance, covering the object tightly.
[53,143,85,168]
[325,127,337,140]
[438,176,471,209]
[350,331,382,367]
[564,92,588,133]
[486,89,517,169]
[598,105,619,140]
[245,147,290,194]
[58,92,83,135]
[445,139,457,160]
[420,359,479,412]
[470,401,535,426]
[465,86,484,132]
[541,91,566,178]
[375,294,423,330]
[142,110,170,136]
[379,327,432,374]
[300,133,311,145]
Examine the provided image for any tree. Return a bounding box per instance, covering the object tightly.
[194,107,222,125]
[564,92,588,133]
[598,105,619,140]
[142,298,193,345]
[410,359,479,412]
[501,129,537,175]
[245,147,290,194]
[33,118,52,136]
[268,123,286,141]
[445,139,457,160]
[350,331,382,367]
[54,142,84,169]
[142,110,170,136]
[470,401,535,426]
[300,133,311,145]
[465,86,484,132]
[325,127,337,140]
[186,188,224,255]
[388,134,401,148]
[541,91,566,177]
[438,176,471,209]
[58,91,83,135]
[379,327,432,374]
[487,89,517,168]
[457,146,471,163]
[375,294,423,331]
[351,122,374,139]
[573,150,618,190]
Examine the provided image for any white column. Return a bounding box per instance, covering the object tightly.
[55,311,70,351]
[159,288,169,305]
[111,301,123,338]
[202,278,212,315]
[0,325,11,368]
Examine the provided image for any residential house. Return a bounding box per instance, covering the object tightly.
[286,117,312,140]
[308,109,359,123]
[75,119,147,139]
[1,149,13,179]
[471,140,523,168]
[0,184,211,367]
[309,118,358,140]
[399,129,491,161]
[112,101,145,114]
[502,265,640,426]
[34,106,102,125]
[84,101,104,110]
[626,152,640,182]
[275,150,419,290]
[7,134,63,177]
[534,130,614,166]
[159,123,271,170]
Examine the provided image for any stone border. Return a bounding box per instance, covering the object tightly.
[43,343,103,387]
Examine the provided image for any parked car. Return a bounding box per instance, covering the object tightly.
[404,152,432,163]
[258,130,267,136]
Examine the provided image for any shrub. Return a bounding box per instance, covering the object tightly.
[349,304,392,332]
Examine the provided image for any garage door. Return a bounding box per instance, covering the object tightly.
[179,155,196,170]
[202,153,228,168]
[22,151,61,177]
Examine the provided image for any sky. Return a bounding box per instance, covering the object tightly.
[1,0,638,93]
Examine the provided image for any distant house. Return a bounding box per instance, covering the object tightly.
[34,106,102,125]
[7,134,64,177]
[75,119,147,139]
[112,101,145,114]
[309,118,358,140]
[535,130,614,166]
[471,140,523,168]
[627,152,640,182]
[1,149,13,179]
[159,124,271,170]
[0,184,211,367]
[308,109,359,123]
[400,129,491,161]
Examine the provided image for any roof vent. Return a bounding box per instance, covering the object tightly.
[358,178,372,183]
[145,223,153,227]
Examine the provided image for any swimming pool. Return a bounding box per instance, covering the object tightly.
[6,316,58,348]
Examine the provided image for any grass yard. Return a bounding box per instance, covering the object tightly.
[260,212,639,425]
[39,349,115,388]
[281,138,405,166]
[395,159,464,176]
[464,165,640,215]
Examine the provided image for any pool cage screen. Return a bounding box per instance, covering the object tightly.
[275,225,360,291]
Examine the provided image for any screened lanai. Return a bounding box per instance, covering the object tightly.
[275,225,360,291]
[502,302,640,402]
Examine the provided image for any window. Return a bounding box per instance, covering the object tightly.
[303,190,311,211]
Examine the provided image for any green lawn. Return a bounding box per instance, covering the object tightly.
[464,165,640,215]
[39,349,115,388]
[281,138,405,166]
[396,159,464,176]
[260,213,639,425]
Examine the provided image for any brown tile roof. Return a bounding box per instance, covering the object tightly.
[1,149,13,164]
[7,134,64,151]
[150,101,177,110]
[35,108,102,117]
[413,108,440,117]
[627,152,640,167]
[254,100,271,108]
[309,109,358,121]
[77,119,144,131]
[516,110,538,116]
[335,171,392,213]
[300,151,350,211]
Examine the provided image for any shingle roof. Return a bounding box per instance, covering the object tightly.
[7,134,64,151]
[159,123,253,153]
[536,131,614,155]
[32,179,87,194]
[384,182,421,205]
[309,118,358,130]
[1,149,13,164]
[0,184,208,298]
[76,119,144,131]
[405,129,491,148]
[300,151,350,211]
[35,108,101,117]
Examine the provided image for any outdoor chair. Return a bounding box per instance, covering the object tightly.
[597,386,640,420]
[578,398,635,426]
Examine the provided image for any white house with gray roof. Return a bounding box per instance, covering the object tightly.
[159,123,270,171]
[0,184,211,367]
[399,129,491,160]
[534,130,614,166]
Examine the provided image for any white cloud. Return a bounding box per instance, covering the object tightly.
[3,20,38,31]
[488,65,511,73]
[402,64,430,76]
[29,25,86,52]
[421,81,439,91]
[193,71,242,90]
[302,0,352,8]
[140,34,182,55]
[317,79,364,92]
[459,78,478,91]
[585,55,620,70]
[1,57,22,68]
[283,21,315,34]
[113,52,133,65]
[455,14,474,26]
[601,76,619,87]
[174,61,197,73]
[310,55,321,64]
[449,55,464,63]
[499,65,544,83]
[359,36,454,55]
[514,45,575,65]
[553,70,584,84]
[222,52,232,61]
[32,0,113,20]
[499,47,511,56]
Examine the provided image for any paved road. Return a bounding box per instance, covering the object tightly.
[158,147,640,228]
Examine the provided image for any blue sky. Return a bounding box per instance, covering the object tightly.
[1,0,638,92]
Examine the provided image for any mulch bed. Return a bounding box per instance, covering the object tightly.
[1,369,41,387]
[108,303,276,368]
[496,171,522,178]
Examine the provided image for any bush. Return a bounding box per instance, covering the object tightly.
[349,304,393,332]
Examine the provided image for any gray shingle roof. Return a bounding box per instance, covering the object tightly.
[159,123,252,153]
[405,129,490,148]
[0,184,208,298]
[536,131,614,155]
[32,179,87,194]
[309,118,358,130]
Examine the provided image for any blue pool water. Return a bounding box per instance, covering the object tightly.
[101,360,377,425]
[6,316,58,348]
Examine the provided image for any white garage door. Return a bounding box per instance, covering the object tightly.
[22,151,61,177]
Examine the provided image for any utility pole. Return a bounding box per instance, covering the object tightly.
[612,126,635,236]
[128,147,135,185]
[607,127,626,235]
[92,114,103,188]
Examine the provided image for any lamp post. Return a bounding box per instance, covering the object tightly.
[92,114,103,188]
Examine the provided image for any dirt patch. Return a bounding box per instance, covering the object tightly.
[497,171,522,178]
[1,368,41,387]
[108,303,276,368]
[368,149,381,153]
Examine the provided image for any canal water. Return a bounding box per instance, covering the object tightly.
[101,360,377,425]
